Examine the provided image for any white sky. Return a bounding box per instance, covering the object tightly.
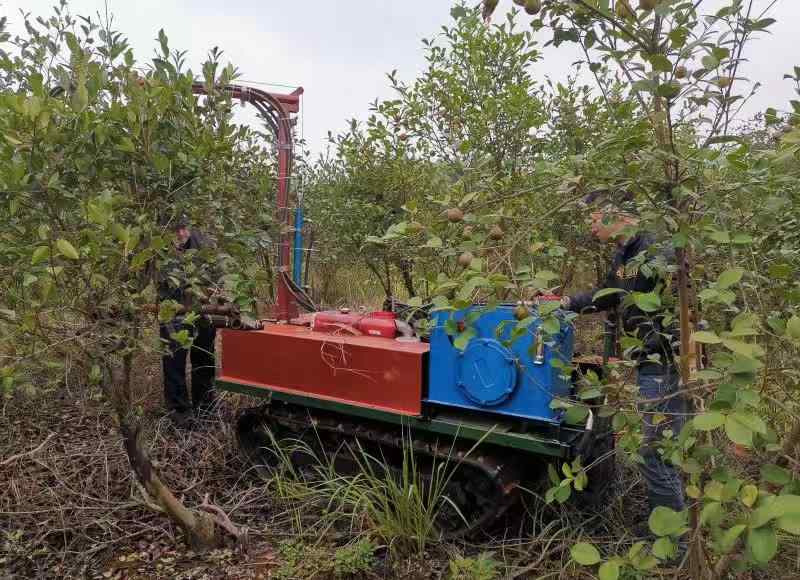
[2,1,797,157]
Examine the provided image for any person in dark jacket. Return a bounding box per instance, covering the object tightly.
[560,192,687,516]
[158,219,221,427]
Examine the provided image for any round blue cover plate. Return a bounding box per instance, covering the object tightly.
[457,338,518,407]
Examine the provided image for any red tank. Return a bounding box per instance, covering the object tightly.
[312,310,397,338]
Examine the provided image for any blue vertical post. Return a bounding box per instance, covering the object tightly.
[293,205,304,287]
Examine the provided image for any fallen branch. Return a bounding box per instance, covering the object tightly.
[0,432,55,467]
[199,493,243,541]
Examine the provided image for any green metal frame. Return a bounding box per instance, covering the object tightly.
[217,378,571,458]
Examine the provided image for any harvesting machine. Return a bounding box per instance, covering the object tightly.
[195,84,614,535]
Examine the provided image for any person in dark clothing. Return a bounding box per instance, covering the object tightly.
[560,194,687,516]
[158,220,221,427]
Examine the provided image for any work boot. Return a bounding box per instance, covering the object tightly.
[168,409,195,430]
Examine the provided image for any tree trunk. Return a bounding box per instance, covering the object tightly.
[398,258,416,297]
[120,421,221,550]
[106,356,237,552]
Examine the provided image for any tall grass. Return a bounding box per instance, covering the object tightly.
[256,422,479,556]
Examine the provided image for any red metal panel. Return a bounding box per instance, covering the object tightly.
[219,325,428,416]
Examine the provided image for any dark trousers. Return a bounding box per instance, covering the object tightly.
[637,366,687,513]
[160,320,217,414]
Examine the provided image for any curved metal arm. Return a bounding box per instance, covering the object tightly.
[191,82,304,321]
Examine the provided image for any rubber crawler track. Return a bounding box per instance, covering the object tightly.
[236,402,524,538]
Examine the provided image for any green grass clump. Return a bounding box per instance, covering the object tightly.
[448,552,500,580]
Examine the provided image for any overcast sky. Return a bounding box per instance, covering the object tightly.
[2,1,797,157]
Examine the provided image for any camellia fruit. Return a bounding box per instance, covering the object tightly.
[514,304,530,320]
[458,251,474,267]
[525,0,542,15]
[639,0,658,11]
[462,225,474,237]
[489,225,505,241]
[718,76,732,89]
[513,0,526,5]
[675,65,688,79]
[446,208,464,223]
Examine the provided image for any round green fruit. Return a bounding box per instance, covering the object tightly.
[525,0,542,15]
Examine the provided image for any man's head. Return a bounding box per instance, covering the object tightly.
[582,190,639,243]
[173,215,191,248]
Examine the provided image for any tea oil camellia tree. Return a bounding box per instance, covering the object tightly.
[362,1,799,577]
[0,3,273,549]
[357,6,631,314]
[474,0,800,577]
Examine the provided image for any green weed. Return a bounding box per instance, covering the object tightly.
[273,537,378,579]
[448,551,500,580]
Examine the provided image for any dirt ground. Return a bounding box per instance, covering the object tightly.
[2,355,795,580]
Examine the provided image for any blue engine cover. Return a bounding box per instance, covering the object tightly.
[426,305,574,424]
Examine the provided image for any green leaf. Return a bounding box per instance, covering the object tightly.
[716,268,744,289]
[535,269,558,282]
[721,338,764,359]
[787,316,800,341]
[542,317,560,334]
[719,524,746,553]
[453,327,476,351]
[633,292,661,313]
[71,83,88,112]
[701,501,724,526]
[730,411,766,435]
[538,301,560,316]
[656,81,681,100]
[747,527,778,563]
[598,561,620,580]
[725,414,753,447]
[117,137,136,153]
[652,537,675,560]
[778,512,800,535]
[702,54,720,69]
[31,246,49,265]
[692,331,721,344]
[708,229,730,244]
[740,485,759,508]
[570,542,601,566]
[648,506,686,537]
[547,463,560,486]
[56,239,79,260]
[649,54,673,72]
[564,405,590,425]
[761,464,791,486]
[157,28,169,56]
[774,496,800,534]
[694,411,725,431]
[593,287,625,302]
